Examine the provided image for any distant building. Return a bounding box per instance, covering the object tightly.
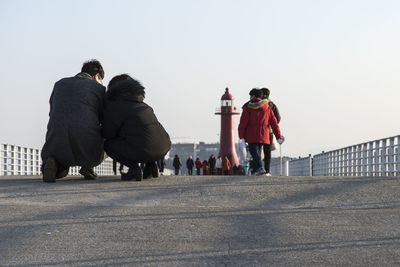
[0,144,41,176]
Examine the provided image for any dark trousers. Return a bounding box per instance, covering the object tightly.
[263,143,271,173]
[105,141,139,170]
[210,167,216,175]
[203,170,208,175]
[248,143,263,171]
[196,168,201,175]
[188,168,193,175]
[223,170,229,175]
[217,168,222,175]
[175,169,180,175]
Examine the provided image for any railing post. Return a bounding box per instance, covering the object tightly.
[374,140,381,176]
[395,135,400,176]
[382,139,388,176]
[357,144,362,176]
[388,137,394,176]
[362,143,368,176]
[342,147,349,176]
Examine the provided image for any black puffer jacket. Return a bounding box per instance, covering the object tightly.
[102,80,171,163]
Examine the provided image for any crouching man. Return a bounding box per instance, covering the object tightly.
[41,60,105,182]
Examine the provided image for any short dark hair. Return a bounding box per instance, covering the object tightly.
[260,88,270,99]
[249,88,261,98]
[108,74,133,89]
[81,59,104,79]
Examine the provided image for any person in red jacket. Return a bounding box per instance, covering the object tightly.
[195,157,203,175]
[202,160,209,175]
[222,156,231,175]
[238,88,285,176]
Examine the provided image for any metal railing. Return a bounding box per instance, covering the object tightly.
[288,135,400,177]
[287,155,312,176]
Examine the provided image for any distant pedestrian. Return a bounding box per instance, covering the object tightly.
[195,157,202,175]
[260,87,281,176]
[112,159,124,175]
[238,88,284,176]
[202,160,209,175]
[41,60,106,183]
[173,155,182,175]
[222,156,231,175]
[186,156,194,175]
[157,157,166,176]
[216,156,222,175]
[208,154,216,175]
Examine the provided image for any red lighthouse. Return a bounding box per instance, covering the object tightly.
[215,87,240,167]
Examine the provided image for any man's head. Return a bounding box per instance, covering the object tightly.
[260,88,270,99]
[81,59,104,84]
[249,88,262,99]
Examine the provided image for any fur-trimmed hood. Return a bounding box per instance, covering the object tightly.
[243,98,269,109]
[106,79,145,102]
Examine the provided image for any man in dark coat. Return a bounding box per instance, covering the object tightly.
[102,75,171,181]
[41,60,105,182]
[208,154,216,175]
[186,156,194,175]
[173,155,182,176]
[260,87,281,176]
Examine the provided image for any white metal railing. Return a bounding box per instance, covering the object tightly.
[269,157,290,176]
[287,155,312,176]
[307,135,400,177]
[0,143,115,176]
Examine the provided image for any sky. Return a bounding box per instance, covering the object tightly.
[0,0,399,158]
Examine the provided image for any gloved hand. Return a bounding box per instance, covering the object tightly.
[277,136,285,144]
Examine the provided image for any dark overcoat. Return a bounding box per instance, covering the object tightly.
[41,72,105,168]
[102,80,171,163]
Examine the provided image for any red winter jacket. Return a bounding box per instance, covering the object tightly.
[238,98,282,144]
[195,159,203,169]
[202,161,209,171]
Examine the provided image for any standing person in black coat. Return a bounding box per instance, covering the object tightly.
[173,155,182,175]
[157,157,166,176]
[208,154,216,175]
[102,75,171,181]
[186,156,194,175]
[41,60,105,183]
[260,88,281,176]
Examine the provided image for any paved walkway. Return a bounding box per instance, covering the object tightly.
[0,174,399,266]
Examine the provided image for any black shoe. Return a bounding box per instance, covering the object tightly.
[121,167,143,181]
[79,168,97,180]
[143,162,159,179]
[56,167,69,179]
[43,158,57,183]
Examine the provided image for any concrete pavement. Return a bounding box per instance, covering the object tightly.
[0,174,399,266]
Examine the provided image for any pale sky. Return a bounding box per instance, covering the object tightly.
[0,0,399,158]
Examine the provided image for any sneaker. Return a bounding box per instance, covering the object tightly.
[43,158,57,183]
[266,173,271,176]
[79,168,98,180]
[255,168,266,176]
